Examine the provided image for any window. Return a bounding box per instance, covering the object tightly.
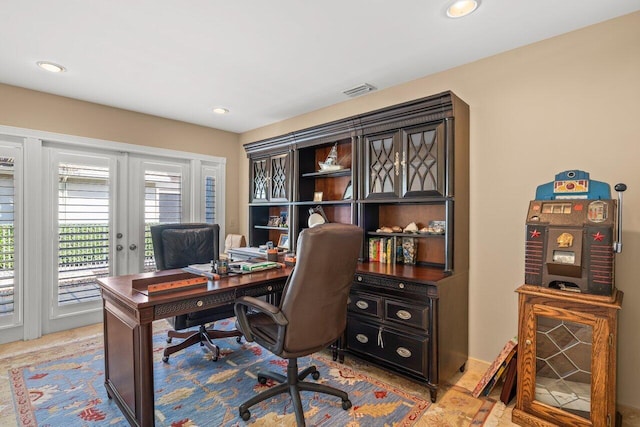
[0,149,19,327]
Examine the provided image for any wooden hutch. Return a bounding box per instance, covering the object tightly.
[243,91,469,402]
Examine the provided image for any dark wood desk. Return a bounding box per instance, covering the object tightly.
[97,267,292,427]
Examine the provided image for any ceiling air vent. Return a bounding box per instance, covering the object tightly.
[343,83,377,98]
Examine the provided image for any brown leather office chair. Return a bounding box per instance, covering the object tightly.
[150,223,242,362]
[234,223,362,426]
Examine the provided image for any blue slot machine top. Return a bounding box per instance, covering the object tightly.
[535,169,610,200]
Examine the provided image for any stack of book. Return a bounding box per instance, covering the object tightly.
[368,236,416,265]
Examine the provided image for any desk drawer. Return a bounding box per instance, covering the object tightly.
[348,292,381,318]
[384,300,429,331]
[347,317,429,378]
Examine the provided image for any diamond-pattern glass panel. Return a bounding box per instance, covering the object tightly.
[270,156,287,200]
[535,315,592,420]
[369,136,395,194]
[253,159,268,200]
[406,129,438,192]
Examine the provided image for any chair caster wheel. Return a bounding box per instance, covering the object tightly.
[162,356,169,363]
[311,371,320,380]
[236,336,242,343]
[342,399,352,410]
[258,375,267,384]
[166,337,172,343]
[240,409,251,421]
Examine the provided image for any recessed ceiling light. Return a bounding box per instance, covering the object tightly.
[446,0,479,18]
[36,61,66,73]
[212,107,229,115]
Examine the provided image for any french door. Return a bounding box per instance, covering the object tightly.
[42,148,193,334]
[0,126,226,343]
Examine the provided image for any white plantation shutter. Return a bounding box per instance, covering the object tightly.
[0,152,18,326]
[143,168,183,271]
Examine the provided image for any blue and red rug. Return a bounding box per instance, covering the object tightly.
[10,320,432,426]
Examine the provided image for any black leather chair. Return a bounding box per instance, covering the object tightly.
[150,223,242,362]
[234,223,362,426]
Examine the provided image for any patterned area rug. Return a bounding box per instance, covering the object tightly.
[7,320,495,426]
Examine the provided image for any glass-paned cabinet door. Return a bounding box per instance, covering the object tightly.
[517,295,616,427]
[401,122,445,197]
[251,157,269,202]
[535,316,592,420]
[363,131,399,199]
[250,152,290,203]
[269,152,290,202]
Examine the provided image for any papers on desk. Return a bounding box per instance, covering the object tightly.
[229,261,281,273]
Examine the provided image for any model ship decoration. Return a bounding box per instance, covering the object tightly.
[318,143,343,171]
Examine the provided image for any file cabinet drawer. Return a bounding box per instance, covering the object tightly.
[346,317,429,378]
[384,300,429,331]
[348,292,381,318]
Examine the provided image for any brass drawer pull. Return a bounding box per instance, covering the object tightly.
[396,347,412,358]
[398,283,405,289]
[356,334,369,344]
[396,310,412,320]
[356,300,369,310]
[196,300,204,307]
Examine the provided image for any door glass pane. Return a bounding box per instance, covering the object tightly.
[205,175,216,224]
[535,315,592,420]
[144,169,182,271]
[406,128,438,192]
[367,135,395,194]
[57,162,109,306]
[0,155,17,325]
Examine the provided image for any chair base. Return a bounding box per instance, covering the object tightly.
[238,358,352,427]
[162,324,243,362]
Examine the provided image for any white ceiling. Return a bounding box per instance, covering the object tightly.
[1,1,639,134]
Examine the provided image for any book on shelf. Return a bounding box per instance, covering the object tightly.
[472,336,518,398]
[368,236,415,265]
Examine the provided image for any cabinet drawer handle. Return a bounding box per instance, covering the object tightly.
[396,310,412,320]
[196,300,203,307]
[356,300,369,310]
[356,276,363,282]
[398,283,405,289]
[356,334,369,344]
[396,347,412,358]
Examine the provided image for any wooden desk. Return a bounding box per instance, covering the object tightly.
[97,267,292,427]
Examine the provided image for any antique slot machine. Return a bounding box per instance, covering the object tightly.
[513,170,627,427]
[524,169,626,296]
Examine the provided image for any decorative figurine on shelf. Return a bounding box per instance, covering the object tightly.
[318,143,342,171]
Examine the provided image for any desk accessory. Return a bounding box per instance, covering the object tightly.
[132,272,210,295]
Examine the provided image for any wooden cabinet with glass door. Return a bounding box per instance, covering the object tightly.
[512,285,622,427]
[248,144,292,248]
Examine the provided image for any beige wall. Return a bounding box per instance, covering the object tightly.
[240,12,640,409]
[0,84,243,234]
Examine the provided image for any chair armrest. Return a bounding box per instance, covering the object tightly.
[234,296,288,344]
